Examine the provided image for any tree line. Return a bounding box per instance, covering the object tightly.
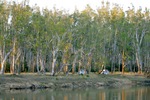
[0,0,150,75]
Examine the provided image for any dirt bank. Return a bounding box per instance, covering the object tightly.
[0,73,150,90]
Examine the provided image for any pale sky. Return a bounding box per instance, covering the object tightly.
[8,0,150,12]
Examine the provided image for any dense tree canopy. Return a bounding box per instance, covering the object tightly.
[0,0,149,75]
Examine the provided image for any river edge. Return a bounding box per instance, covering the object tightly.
[0,73,150,90]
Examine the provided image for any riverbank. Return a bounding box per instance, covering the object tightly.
[0,73,150,90]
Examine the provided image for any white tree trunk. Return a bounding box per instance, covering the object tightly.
[135,29,145,74]
[51,50,56,75]
[11,53,15,74]
[40,56,45,73]
[36,50,40,73]
[11,38,16,74]
[0,62,5,75]
[136,47,142,74]
[0,50,12,74]
[15,48,21,74]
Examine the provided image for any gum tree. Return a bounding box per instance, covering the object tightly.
[0,1,12,74]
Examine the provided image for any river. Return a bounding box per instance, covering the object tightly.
[0,86,150,100]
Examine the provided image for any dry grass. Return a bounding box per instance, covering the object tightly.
[0,72,149,90]
[111,72,144,76]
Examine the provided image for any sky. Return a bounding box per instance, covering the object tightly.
[7,0,150,12]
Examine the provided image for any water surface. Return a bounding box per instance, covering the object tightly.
[0,86,150,100]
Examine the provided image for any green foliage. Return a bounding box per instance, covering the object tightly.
[0,1,149,74]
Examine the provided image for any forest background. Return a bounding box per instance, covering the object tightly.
[0,0,150,75]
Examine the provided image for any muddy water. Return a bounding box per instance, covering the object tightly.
[0,86,150,100]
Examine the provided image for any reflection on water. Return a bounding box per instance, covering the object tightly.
[0,86,150,100]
